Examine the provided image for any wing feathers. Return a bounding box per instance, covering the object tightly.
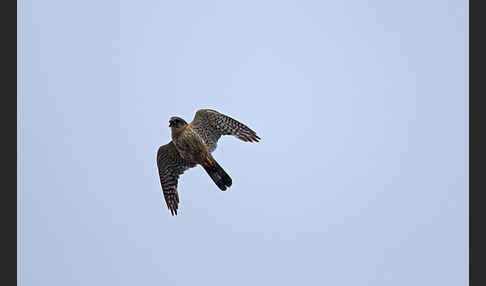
[191,109,260,151]
[156,142,195,215]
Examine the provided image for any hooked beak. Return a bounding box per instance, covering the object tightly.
[169,120,175,127]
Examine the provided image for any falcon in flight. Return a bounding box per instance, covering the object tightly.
[156,109,261,215]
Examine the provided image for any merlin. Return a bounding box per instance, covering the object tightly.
[156,109,261,215]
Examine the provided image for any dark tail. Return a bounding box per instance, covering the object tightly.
[202,158,232,191]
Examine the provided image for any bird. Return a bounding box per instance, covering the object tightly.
[156,109,261,215]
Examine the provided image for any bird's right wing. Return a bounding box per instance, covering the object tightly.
[190,109,260,152]
[156,142,196,216]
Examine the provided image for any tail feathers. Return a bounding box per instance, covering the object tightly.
[202,159,232,191]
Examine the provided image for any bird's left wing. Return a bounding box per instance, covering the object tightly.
[156,142,196,215]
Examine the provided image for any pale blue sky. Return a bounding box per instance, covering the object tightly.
[19,1,468,285]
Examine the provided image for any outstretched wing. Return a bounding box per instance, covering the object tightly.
[156,142,196,215]
[190,109,261,152]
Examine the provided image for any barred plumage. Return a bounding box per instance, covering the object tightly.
[156,109,260,216]
[191,109,261,153]
[156,142,196,215]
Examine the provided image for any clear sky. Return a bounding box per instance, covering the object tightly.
[19,0,468,285]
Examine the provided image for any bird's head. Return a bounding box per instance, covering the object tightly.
[169,116,187,133]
